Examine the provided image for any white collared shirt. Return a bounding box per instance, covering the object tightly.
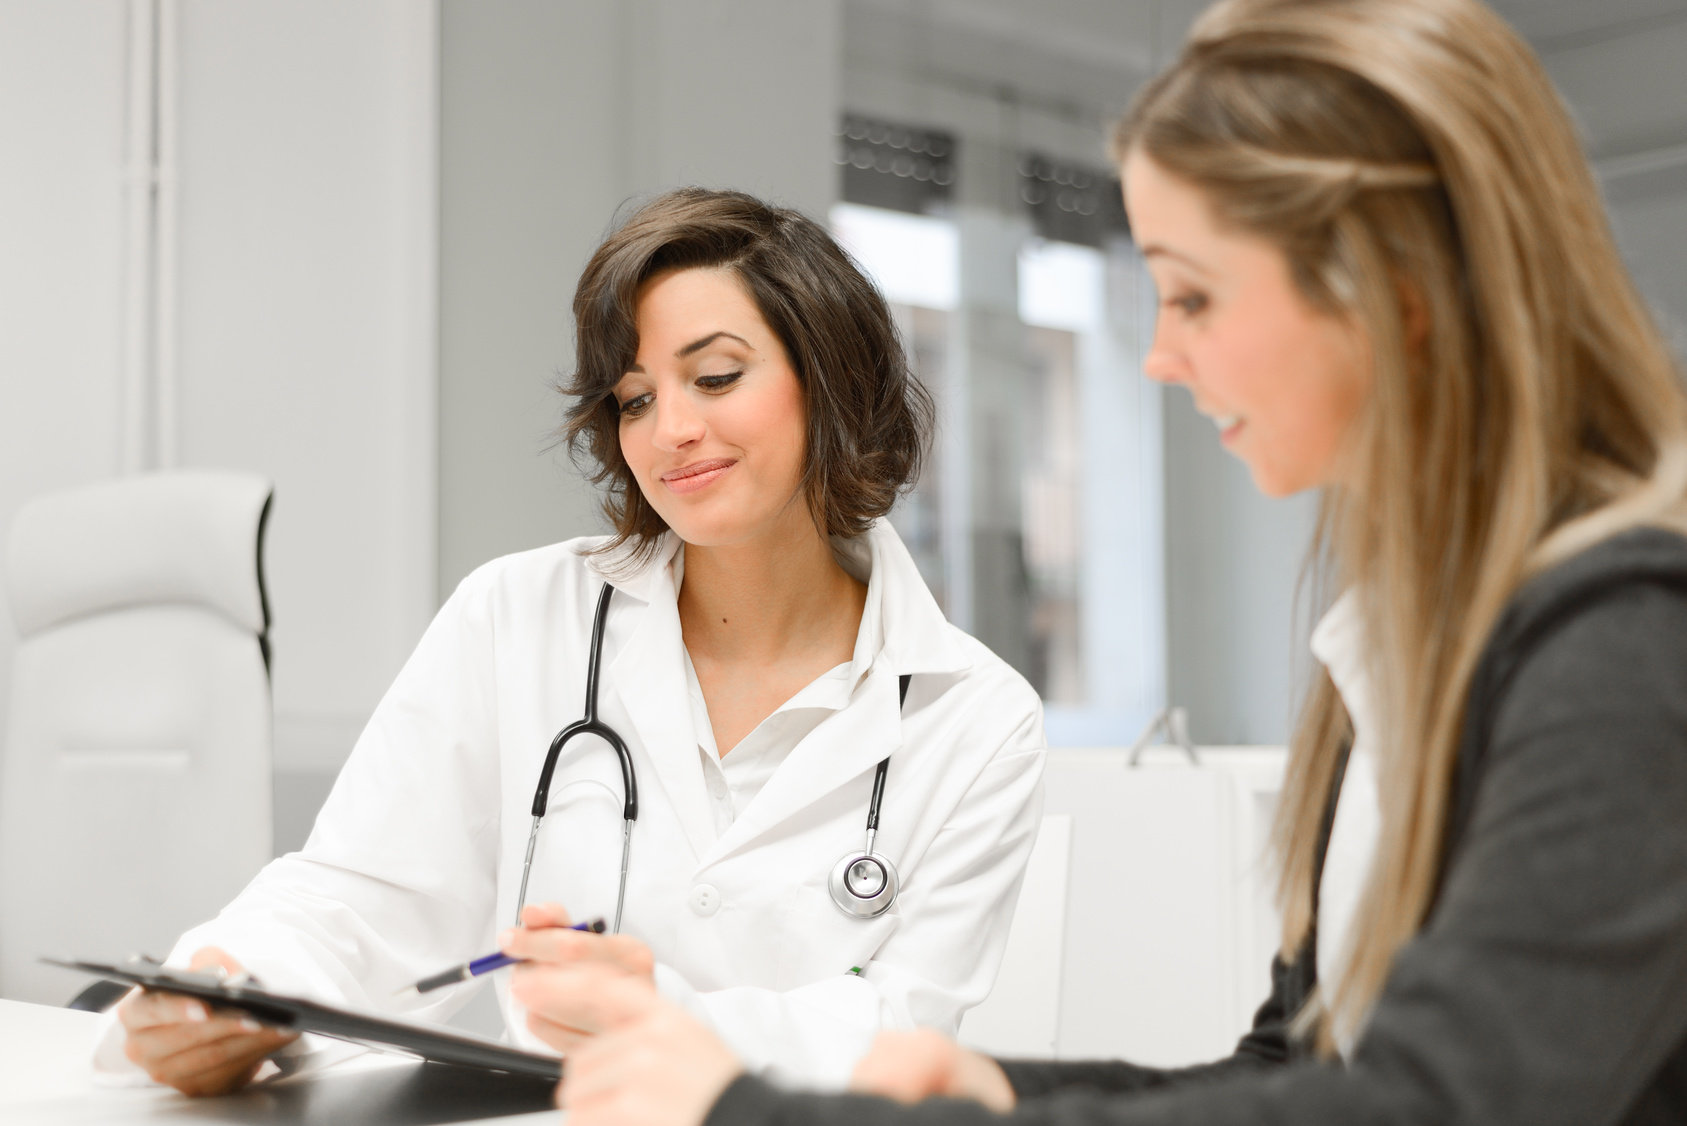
[1310,588,1383,1060]
[678,540,883,836]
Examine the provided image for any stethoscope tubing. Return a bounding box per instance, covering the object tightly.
[516,584,637,930]
[516,582,905,932]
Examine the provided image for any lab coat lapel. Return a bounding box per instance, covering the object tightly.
[703,664,905,865]
[700,521,970,864]
[598,545,717,863]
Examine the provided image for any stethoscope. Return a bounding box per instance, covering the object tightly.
[513,584,906,931]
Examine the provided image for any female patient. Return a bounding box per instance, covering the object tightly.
[519,2,1687,1124]
[106,189,1045,1094]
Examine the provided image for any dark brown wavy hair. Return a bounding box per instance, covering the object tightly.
[563,188,934,560]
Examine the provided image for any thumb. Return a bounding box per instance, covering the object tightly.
[188,947,245,975]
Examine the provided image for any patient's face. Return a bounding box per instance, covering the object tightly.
[1125,150,1371,498]
[614,267,810,548]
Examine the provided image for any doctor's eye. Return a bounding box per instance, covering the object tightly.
[616,391,654,418]
[696,371,743,392]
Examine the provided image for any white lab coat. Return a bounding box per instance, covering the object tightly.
[98,520,1045,1088]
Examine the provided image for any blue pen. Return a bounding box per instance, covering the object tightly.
[401,918,607,995]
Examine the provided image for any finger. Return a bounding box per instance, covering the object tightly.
[172,1056,267,1099]
[850,1030,954,1102]
[500,924,594,963]
[510,963,660,1035]
[126,1016,292,1070]
[134,1024,293,1084]
[502,927,654,977]
[160,1035,288,1098]
[155,1024,294,1070]
[521,902,574,929]
[126,1014,252,1062]
[524,1008,595,1054]
[187,947,245,975]
[119,990,215,1033]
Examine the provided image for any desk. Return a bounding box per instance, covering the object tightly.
[0,999,558,1125]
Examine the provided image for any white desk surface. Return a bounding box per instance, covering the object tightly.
[0,999,558,1125]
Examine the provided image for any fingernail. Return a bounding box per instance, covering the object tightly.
[499,929,515,948]
[185,1002,207,1022]
[240,1018,263,1033]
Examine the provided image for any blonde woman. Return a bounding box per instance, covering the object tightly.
[507,1,1687,1124]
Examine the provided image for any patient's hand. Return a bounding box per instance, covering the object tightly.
[851,1029,1016,1111]
[116,947,298,1097]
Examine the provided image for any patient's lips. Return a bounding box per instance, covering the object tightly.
[661,458,737,494]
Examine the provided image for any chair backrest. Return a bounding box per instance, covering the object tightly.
[0,471,274,1003]
[959,747,1288,1065]
[957,813,1072,1058]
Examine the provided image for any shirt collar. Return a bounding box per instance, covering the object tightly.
[584,519,971,683]
[1310,588,1376,742]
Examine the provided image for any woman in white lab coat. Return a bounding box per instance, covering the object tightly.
[106,188,1046,1095]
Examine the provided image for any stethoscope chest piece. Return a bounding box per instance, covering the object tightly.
[827,675,907,922]
[829,849,899,918]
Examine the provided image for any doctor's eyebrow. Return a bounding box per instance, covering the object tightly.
[677,331,753,358]
[625,331,757,373]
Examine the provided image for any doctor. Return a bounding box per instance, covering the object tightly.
[103,187,1046,1096]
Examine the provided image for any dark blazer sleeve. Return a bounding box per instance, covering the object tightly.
[994,948,1301,1099]
[704,577,1687,1126]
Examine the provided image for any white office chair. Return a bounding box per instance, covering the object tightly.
[0,471,275,1004]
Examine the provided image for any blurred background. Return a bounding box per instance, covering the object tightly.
[1,0,1684,1043]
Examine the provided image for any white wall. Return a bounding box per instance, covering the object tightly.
[0,0,130,772]
[437,0,842,598]
[174,1,439,775]
[0,1,440,811]
[1537,13,1687,352]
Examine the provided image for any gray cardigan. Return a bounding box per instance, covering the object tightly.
[707,527,1687,1126]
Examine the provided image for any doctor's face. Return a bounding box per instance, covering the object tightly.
[614,267,812,548]
[1124,151,1371,498]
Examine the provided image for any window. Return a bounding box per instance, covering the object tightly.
[835,131,1164,745]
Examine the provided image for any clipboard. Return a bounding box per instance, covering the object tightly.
[44,956,562,1082]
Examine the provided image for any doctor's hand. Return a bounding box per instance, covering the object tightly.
[508,923,657,1054]
[850,1029,1017,1112]
[502,902,656,981]
[522,963,742,1126]
[116,947,298,1097]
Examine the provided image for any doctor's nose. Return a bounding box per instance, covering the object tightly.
[651,394,707,452]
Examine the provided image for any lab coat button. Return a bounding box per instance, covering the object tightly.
[689,884,721,917]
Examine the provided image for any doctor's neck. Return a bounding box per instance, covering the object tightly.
[676,510,865,669]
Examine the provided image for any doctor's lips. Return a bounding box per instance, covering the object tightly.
[661,458,737,494]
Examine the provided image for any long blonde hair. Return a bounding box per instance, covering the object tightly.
[1116,0,1687,1053]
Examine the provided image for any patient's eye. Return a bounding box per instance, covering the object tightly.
[1168,291,1209,316]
